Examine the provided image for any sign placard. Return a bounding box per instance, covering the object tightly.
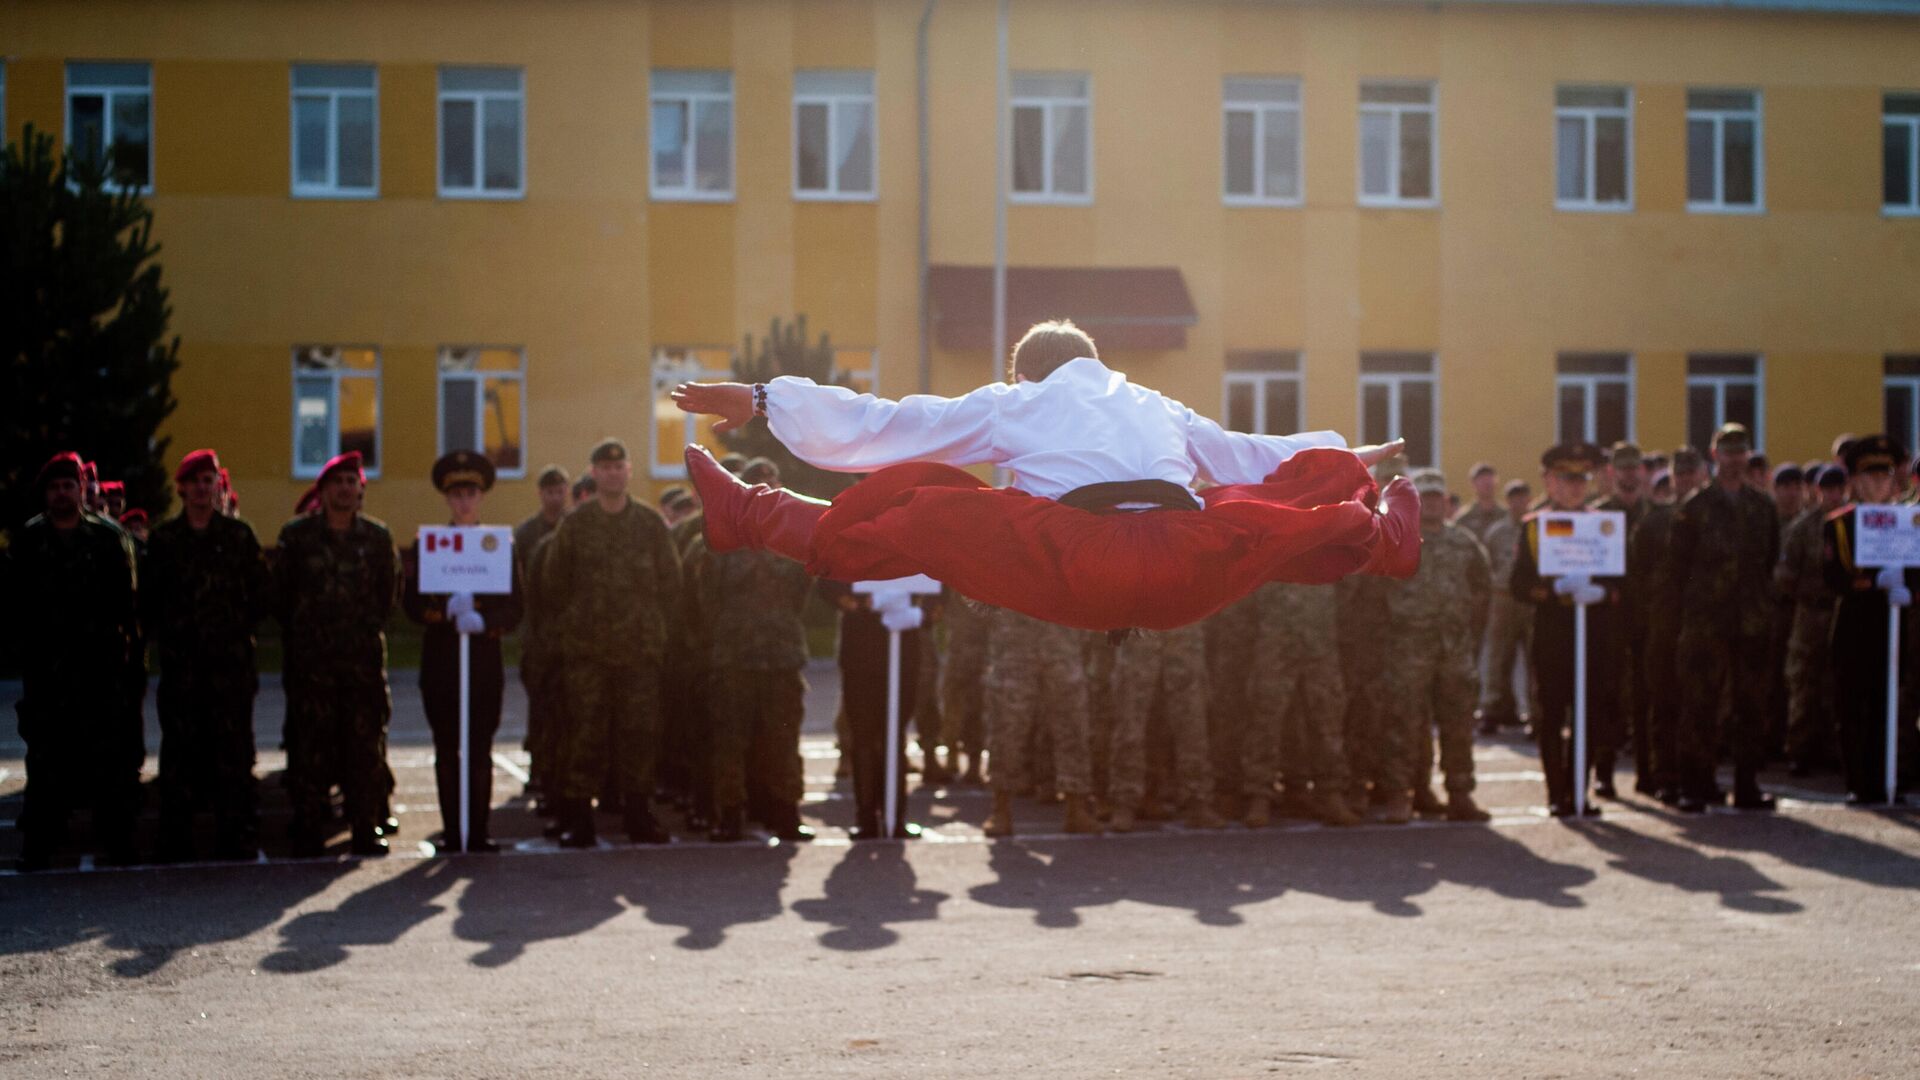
[417,526,514,595]
[1536,511,1627,577]
[1853,503,1920,569]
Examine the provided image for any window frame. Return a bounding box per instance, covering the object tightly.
[289,63,380,200]
[1685,353,1766,452]
[1554,353,1637,445]
[1221,352,1305,434]
[436,346,528,480]
[436,66,526,200]
[1885,357,1920,452]
[1221,77,1304,208]
[1554,85,1633,213]
[1883,94,1920,217]
[792,70,877,202]
[1357,352,1440,467]
[1009,71,1094,206]
[650,69,735,202]
[1685,88,1764,215]
[650,346,737,479]
[1356,80,1438,209]
[64,61,154,194]
[291,345,384,480]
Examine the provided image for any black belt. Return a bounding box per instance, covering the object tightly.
[1058,479,1202,516]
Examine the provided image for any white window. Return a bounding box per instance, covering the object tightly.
[1686,89,1761,212]
[1686,354,1763,452]
[1223,78,1302,206]
[1359,352,1438,467]
[1556,353,1635,445]
[1555,86,1631,210]
[66,62,152,192]
[1223,351,1303,434]
[439,67,523,198]
[291,64,377,198]
[439,347,526,478]
[652,70,733,200]
[1010,73,1091,203]
[293,346,382,478]
[1886,357,1920,454]
[794,71,875,200]
[1358,82,1436,207]
[651,346,736,479]
[2,62,8,138]
[1884,94,1920,215]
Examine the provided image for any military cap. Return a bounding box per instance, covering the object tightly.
[571,476,597,499]
[719,453,748,475]
[589,439,628,465]
[175,448,221,482]
[657,485,690,509]
[37,451,84,489]
[536,464,570,488]
[1540,442,1606,477]
[741,457,780,484]
[1503,478,1532,497]
[1711,422,1752,452]
[432,449,496,493]
[82,460,99,483]
[1410,469,1448,496]
[1813,464,1848,489]
[1772,463,1805,486]
[1469,461,1497,479]
[99,480,125,498]
[119,508,148,527]
[317,450,366,486]
[295,484,322,515]
[1843,433,1906,475]
[1747,453,1770,473]
[666,491,697,514]
[1671,447,1705,472]
[1607,442,1644,469]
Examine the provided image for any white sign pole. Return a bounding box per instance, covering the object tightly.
[853,575,942,840]
[459,629,471,852]
[1573,600,1588,819]
[1888,606,1901,808]
[885,629,903,838]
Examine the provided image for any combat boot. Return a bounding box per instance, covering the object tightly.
[1242,795,1272,829]
[983,790,1015,838]
[1446,793,1492,823]
[288,821,326,859]
[1412,786,1447,818]
[770,804,816,843]
[1379,790,1414,825]
[960,755,985,786]
[1313,789,1363,827]
[708,806,745,843]
[1108,804,1138,833]
[1182,798,1227,830]
[349,823,389,857]
[1062,794,1101,834]
[626,804,672,845]
[557,799,598,849]
[922,749,954,785]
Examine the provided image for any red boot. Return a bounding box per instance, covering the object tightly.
[1362,475,1421,579]
[684,445,828,562]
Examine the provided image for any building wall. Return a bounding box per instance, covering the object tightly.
[5,0,1918,531]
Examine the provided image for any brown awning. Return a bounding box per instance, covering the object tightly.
[928,265,1197,351]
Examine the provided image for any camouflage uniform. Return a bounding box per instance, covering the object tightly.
[1202,594,1259,806]
[1246,583,1348,796]
[11,512,143,864]
[1630,501,1681,793]
[142,511,274,856]
[545,496,681,812]
[937,591,991,762]
[1451,502,1504,545]
[662,511,708,818]
[1776,506,1838,769]
[1336,574,1394,795]
[275,512,401,837]
[1595,495,1653,787]
[513,511,561,788]
[984,609,1092,798]
[1477,513,1533,723]
[1106,624,1211,809]
[1384,523,1490,796]
[1083,631,1118,798]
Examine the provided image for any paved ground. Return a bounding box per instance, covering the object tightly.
[3,671,1918,1077]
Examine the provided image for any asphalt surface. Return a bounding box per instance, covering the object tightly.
[3,671,1918,1077]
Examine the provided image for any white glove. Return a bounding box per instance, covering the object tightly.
[455,611,486,635]
[1876,567,1906,592]
[1572,585,1607,606]
[447,592,476,618]
[1889,586,1913,609]
[880,607,924,633]
[1553,574,1592,597]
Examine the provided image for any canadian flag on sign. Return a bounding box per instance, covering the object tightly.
[425,532,465,554]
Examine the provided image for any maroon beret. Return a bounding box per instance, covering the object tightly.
[317,451,365,487]
[176,448,221,483]
[119,508,148,527]
[100,480,125,496]
[295,485,322,515]
[82,460,99,482]
[37,452,85,489]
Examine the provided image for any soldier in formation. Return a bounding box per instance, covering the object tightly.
[513,465,570,803]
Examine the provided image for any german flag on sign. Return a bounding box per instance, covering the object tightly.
[1545,519,1575,538]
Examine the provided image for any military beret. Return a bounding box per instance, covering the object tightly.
[1711,422,1752,452]
[317,450,366,486]
[1843,433,1906,475]
[571,476,597,499]
[719,453,748,475]
[1411,469,1448,496]
[432,449,495,493]
[295,484,322,515]
[37,451,84,489]
[657,485,690,509]
[1540,442,1605,476]
[741,457,780,484]
[118,508,148,527]
[1671,447,1705,471]
[1607,442,1643,469]
[99,480,125,497]
[1813,464,1848,489]
[589,439,627,465]
[536,464,570,488]
[82,460,99,483]
[1469,461,1496,479]
[175,448,221,483]
[1503,478,1532,497]
[1749,453,1770,472]
[1772,463,1804,486]
[666,492,697,513]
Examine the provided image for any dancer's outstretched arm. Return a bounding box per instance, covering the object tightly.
[673,379,1001,472]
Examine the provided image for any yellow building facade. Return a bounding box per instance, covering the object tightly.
[7,0,1920,528]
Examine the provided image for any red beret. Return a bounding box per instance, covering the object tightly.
[82,460,99,482]
[295,485,321,515]
[119,508,148,526]
[100,481,125,496]
[317,451,365,487]
[218,466,232,490]
[175,449,221,483]
[37,451,85,489]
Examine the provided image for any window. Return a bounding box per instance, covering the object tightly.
[794,71,874,199]
[1556,353,1634,445]
[1223,351,1303,434]
[439,347,526,477]
[1011,73,1091,202]
[1686,354,1763,452]
[293,346,381,478]
[651,346,735,479]
[652,70,733,199]
[1358,352,1438,466]
[1887,357,1920,454]
[1358,82,1435,207]
[1885,95,1920,214]
[291,64,377,197]
[66,62,152,192]
[1555,86,1631,210]
[1686,89,1761,212]
[1223,78,1302,206]
[439,67,523,198]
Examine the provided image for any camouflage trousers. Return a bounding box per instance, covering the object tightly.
[1246,636,1349,795]
[520,649,564,790]
[1477,594,1534,719]
[708,667,806,815]
[939,600,992,755]
[1108,627,1212,807]
[558,660,661,804]
[157,662,260,848]
[1785,604,1835,766]
[284,662,392,830]
[1204,601,1258,802]
[1386,636,1479,795]
[1677,627,1769,793]
[986,614,1092,797]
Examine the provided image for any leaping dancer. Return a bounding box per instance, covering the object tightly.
[672,320,1420,633]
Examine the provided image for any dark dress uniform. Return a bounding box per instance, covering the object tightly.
[1630,498,1681,798]
[829,583,922,839]
[1595,462,1653,793]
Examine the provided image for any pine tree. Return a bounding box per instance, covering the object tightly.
[724,314,859,499]
[1,124,181,533]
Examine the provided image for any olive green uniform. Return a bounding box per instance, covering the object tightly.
[1384,522,1490,796]
[1246,583,1349,797]
[985,610,1092,799]
[1107,624,1212,809]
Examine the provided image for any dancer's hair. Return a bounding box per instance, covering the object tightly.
[1009,319,1098,383]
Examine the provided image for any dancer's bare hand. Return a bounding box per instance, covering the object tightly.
[1351,440,1407,469]
[671,381,755,434]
